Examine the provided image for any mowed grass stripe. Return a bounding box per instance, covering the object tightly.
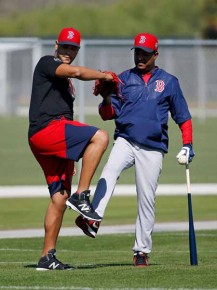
[0,196,217,231]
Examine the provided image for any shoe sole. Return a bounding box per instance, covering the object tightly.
[75,219,96,238]
[66,200,101,221]
[80,227,96,238]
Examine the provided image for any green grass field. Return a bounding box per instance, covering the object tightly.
[0,116,216,185]
[0,195,216,289]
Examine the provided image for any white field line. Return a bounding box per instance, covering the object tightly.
[0,221,216,239]
[0,184,217,198]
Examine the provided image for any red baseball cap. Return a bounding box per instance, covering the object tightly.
[132,33,158,52]
[57,27,81,48]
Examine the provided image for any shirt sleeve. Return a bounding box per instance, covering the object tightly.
[98,73,125,120]
[179,119,193,144]
[169,78,192,124]
[37,56,63,78]
[98,103,115,120]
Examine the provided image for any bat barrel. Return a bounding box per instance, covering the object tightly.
[188,193,198,265]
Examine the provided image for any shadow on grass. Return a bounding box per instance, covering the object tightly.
[25,262,159,269]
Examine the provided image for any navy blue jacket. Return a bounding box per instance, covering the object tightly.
[102,67,191,153]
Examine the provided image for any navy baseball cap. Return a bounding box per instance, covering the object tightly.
[57,27,81,48]
[132,33,158,52]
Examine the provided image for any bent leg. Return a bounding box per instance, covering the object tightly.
[77,129,109,193]
[92,137,135,217]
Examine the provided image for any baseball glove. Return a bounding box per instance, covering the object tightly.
[93,71,121,96]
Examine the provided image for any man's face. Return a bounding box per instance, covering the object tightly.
[55,43,79,64]
[134,48,158,72]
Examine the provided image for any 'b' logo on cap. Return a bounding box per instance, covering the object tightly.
[139,36,146,44]
[67,31,74,39]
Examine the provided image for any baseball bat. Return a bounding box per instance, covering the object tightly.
[185,164,198,266]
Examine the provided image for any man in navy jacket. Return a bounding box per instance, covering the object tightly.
[75,32,195,267]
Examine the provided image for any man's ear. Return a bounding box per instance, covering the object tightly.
[54,41,58,57]
[154,51,159,60]
[55,41,58,50]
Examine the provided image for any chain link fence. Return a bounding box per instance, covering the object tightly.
[0,38,216,121]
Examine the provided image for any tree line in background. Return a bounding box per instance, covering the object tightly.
[0,0,216,39]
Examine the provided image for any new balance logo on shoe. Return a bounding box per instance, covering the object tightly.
[92,221,99,229]
[78,203,90,212]
[36,249,74,271]
[48,262,60,269]
[66,191,102,221]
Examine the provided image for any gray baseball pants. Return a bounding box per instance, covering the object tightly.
[92,136,164,254]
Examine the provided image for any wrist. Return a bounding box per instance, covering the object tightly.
[102,95,111,105]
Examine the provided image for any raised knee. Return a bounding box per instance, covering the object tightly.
[94,129,109,149]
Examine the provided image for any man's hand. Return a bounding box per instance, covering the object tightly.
[176,143,195,165]
[93,71,122,96]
